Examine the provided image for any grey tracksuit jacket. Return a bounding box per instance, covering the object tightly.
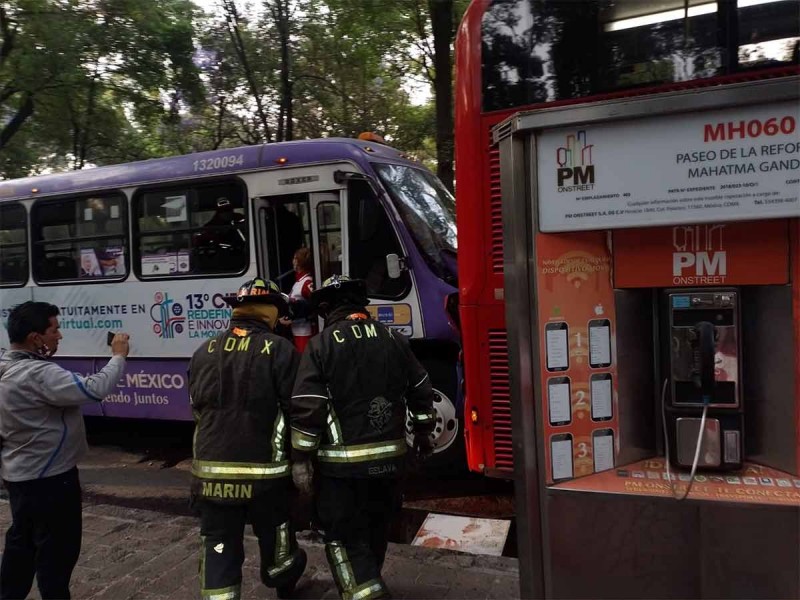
[0,350,126,482]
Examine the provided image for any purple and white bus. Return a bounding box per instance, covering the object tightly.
[0,137,462,463]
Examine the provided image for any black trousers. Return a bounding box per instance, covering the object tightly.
[0,467,82,600]
[198,480,303,599]
[317,475,401,600]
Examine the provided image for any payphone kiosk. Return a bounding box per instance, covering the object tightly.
[496,76,800,599]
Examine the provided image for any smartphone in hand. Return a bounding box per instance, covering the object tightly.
[107,331,116,346]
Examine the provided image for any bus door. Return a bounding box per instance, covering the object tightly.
[253,191,346,293]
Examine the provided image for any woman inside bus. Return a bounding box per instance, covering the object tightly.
[279,247,317,352]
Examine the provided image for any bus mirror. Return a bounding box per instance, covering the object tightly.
[386,253,405,279]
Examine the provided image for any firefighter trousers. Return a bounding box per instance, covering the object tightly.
[197,481,305,600]
[317,475,401,600]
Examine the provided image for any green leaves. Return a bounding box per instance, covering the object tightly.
[0,0,201,172]
[0,0,469,178]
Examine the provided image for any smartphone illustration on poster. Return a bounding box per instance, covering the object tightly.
[545,322,569,372]
[593,428,615,472]
[547,377,572,426]
[588,318,612,368]
[590,373,613,421]
[550,433,574,481]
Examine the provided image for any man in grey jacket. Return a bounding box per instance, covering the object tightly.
[0,301,129,600]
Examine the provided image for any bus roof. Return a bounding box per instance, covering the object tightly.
[0,137,414,202]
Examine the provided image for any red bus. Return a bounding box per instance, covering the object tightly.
[455,0,800,476]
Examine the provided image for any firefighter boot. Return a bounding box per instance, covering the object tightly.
[276,548,307,599]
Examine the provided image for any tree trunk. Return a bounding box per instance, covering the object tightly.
[75,67,100,170]
[428,0,454,193]
[223,0,272,143]
[0,93,33,150]
[0,5,16,66]
[271,0,292,141]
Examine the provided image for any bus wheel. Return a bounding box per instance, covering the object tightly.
[405,387,465,471]
[405,385,458,449]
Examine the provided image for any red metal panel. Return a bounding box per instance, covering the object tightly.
[793,220,800,474]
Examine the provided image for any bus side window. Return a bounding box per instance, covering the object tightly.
[32,194,128,283]
[347,180,410,299]
[0,202,28,287]
[135,180,248,278]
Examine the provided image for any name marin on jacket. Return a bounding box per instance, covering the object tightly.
[202,481,254,499]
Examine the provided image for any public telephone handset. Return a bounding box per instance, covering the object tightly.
[663,319,717,500]
[690,320,716,405]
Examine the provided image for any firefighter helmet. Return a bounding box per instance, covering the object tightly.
[222,277,288,314]
[310,274,368,311]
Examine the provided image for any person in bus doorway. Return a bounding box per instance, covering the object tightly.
[289,275,436,600]
[0,301,129,600]
[188,278,307,600]
[279,247,317,353]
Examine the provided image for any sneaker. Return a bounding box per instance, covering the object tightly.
[276,549,308,599]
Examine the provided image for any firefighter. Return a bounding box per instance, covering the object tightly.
[290,275,436,600]
[188,278,307,600]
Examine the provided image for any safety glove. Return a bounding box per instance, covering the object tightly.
[413,433,434,462]
[291,460,314,497]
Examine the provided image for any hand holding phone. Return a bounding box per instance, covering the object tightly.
[109,332,131,357]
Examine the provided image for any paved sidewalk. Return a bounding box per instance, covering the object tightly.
[0,501,519,600]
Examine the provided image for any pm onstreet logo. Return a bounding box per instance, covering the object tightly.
[556,130,595,192]
[672,224,727,285]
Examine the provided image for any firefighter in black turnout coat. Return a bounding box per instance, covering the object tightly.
[189,278,307,600]
[290,276,436,600]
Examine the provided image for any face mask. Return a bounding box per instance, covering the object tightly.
[33,334,54,358]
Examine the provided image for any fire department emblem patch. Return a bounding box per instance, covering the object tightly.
[367,396,392,431]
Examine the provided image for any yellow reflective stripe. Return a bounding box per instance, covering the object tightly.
[200,535,207,593]
[268,555,295,578]
[274,521,289,568]
[327,405,343,445]
[349,579,388,600]
[292,393,328,400]
[192,460,289,479]
[272,413,286,462]
[411,412,435,422]
[318,439,407,463]
[201,585,240,600]
[291,428,320,450]
[327,541,356,593]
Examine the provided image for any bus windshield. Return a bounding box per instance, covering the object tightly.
[373,163,458,285]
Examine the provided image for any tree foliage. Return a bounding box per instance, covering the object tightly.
[0,0,469,180]
[0,0,203,175]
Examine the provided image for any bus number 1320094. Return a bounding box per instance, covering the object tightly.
[193,154,245,172]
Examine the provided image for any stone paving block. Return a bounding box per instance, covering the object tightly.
[90,574,148,600]
[70,577,107,599]
[144,555,199,597]
[127,521,196,546]
[80,541,138,571]
[127,539,199,580]
[447,575,518,600]
[396,582,451,600]
[82,513,136,536]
